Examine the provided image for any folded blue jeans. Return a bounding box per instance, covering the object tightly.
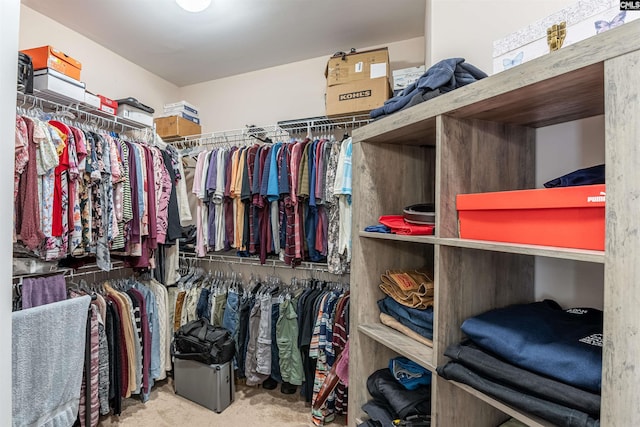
[445,341,600,416]
[378,297,434,339]
[437,362,599,427]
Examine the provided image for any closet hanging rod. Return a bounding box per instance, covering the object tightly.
[11,260,127,282]
[12,267,74,282]
[167,124,290,147]
[166,114,371,148]
[277,114,372,133]
[180,254,349,276]
[16,91,148,132]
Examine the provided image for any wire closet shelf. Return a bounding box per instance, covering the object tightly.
[166,114,372,149]
[16,90,150,133]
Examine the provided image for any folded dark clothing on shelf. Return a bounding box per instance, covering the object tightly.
[544,164,605,188]
[367,368,431,420]
[394,414,432,426]
[445,341,600,416]
[499,419,528,427]
[437,362,600,427]
[461,299,603,392]
[362,401,395,427]
[357,420,383,427]
[378,297,433,340]
[370,58,487,119]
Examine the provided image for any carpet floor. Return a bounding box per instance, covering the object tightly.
[99,379,347,427]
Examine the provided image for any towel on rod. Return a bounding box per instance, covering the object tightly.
[21,274,67,309]
[13,295,91,427]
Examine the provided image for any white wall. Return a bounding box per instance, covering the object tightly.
[535,116,605,309]
[19,5,180,114]
[179,37,425,132]
[427,0,605,309]
[1,0,19,423]
[428,0,575,72]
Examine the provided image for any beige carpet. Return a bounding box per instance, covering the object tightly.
[99,379,347,427]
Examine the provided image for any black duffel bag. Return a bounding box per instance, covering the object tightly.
[17,52,33,94]
[172,318,235,365]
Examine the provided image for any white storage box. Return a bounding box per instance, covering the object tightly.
[33,68,85,103]
[164,100,199,116]
[117,104,153,127]
[84,92,101,109]
[493,0,640,73]
[164,106,199,118]
[173,359,235,413]
[12,258,59,276]
[392,65,426,91]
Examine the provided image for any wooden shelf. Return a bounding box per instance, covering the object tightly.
[359,233,604,263]
[350,21,640,427]
[448,380,556,427]
[359,231,438,245]
[436,238,605,264]
[358,323,435,372]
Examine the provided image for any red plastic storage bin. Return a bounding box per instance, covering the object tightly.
[456,184,605,250]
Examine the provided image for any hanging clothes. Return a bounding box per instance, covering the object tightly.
[13,112,189,271]
[180,137,351,273]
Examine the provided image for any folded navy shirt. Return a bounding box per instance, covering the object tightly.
[461,299,603,392]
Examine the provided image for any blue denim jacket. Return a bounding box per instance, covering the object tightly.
[371,58,487,118]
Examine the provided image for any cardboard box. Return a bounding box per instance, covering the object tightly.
[456,184,605,250]
[158,111,200,125]
[155,115,202,139]
[20,45,82,81]
[493,0,640,73]
[392,65,426,91]
[325,48,389,86]
[326,77,391,117]
[98,95,118,115]
[33,68,85,103]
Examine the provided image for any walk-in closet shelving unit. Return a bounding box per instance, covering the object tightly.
[349,20,640,427]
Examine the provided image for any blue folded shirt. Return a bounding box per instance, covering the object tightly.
[461,299,603,392]
[364,224,391,233]
[389,356,432,390]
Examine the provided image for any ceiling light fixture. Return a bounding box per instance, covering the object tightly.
[176,0,212,13]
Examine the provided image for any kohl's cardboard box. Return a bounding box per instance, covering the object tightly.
[325,48,391,117]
